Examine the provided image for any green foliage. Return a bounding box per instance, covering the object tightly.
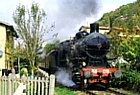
[112,70,140,92]
[120,37,140,63]
[107,32,121,58]
[98,0,140,30]
[44,44,55,54]
[44,40,60,54]
[118,36,140,72]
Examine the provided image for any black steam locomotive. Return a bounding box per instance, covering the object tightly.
[39,23,122,89]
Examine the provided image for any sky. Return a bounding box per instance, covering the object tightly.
[0,0,136,42]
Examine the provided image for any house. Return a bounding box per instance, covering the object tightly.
[79,25,140,37]
[0,21,18,76]
[79,25,110,34]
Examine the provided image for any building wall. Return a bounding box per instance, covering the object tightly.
[0,25,6,75]
[99,30,110,34]
[6,30,14,70]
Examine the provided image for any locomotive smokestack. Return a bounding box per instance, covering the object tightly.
[90,23,99,33]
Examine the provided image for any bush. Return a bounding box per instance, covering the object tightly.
[112,70,140,92]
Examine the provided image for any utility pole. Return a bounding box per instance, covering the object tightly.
[108,14,128,34]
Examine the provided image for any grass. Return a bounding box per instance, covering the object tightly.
[55,86,77,95]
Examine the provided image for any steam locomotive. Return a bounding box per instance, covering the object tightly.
[39,23,122,89]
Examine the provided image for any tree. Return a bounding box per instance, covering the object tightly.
[120,36,140,69]
[44,40,60,54]
[13,3,53,76]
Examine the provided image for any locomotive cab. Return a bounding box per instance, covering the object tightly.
[75,31,89,40]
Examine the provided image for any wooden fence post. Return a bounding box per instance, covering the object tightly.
[37,77,41,95]
[8,76,12,95]
[34,77,37,95]
[45,77,48,95]
[49,75,55,95]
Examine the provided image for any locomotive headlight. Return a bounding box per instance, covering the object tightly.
[84,70,91,78]
[82,62,86,66]
[114,71,122,78]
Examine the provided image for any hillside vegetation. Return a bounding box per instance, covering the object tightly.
[97,0,140,63]
[97,0,140,93]
[98,0,140,33]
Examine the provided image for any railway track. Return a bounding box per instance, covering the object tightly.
[72,84,132,95]
[107,88,128,95]
[74,84,138,95]
[80,88,131,95]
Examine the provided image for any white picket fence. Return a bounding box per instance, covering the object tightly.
[0,69,55,95]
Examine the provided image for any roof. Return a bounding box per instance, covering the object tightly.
[0,21,12,26]
[0,21,18,38]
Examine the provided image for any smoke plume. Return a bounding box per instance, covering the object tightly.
[56,0,99,26]
[46,0,100,42]
[55,68,75,87]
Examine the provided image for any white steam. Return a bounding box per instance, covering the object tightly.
[55,68,75,87]
[45,0,101,42]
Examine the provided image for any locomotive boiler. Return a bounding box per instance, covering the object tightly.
[40,23,122,89]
